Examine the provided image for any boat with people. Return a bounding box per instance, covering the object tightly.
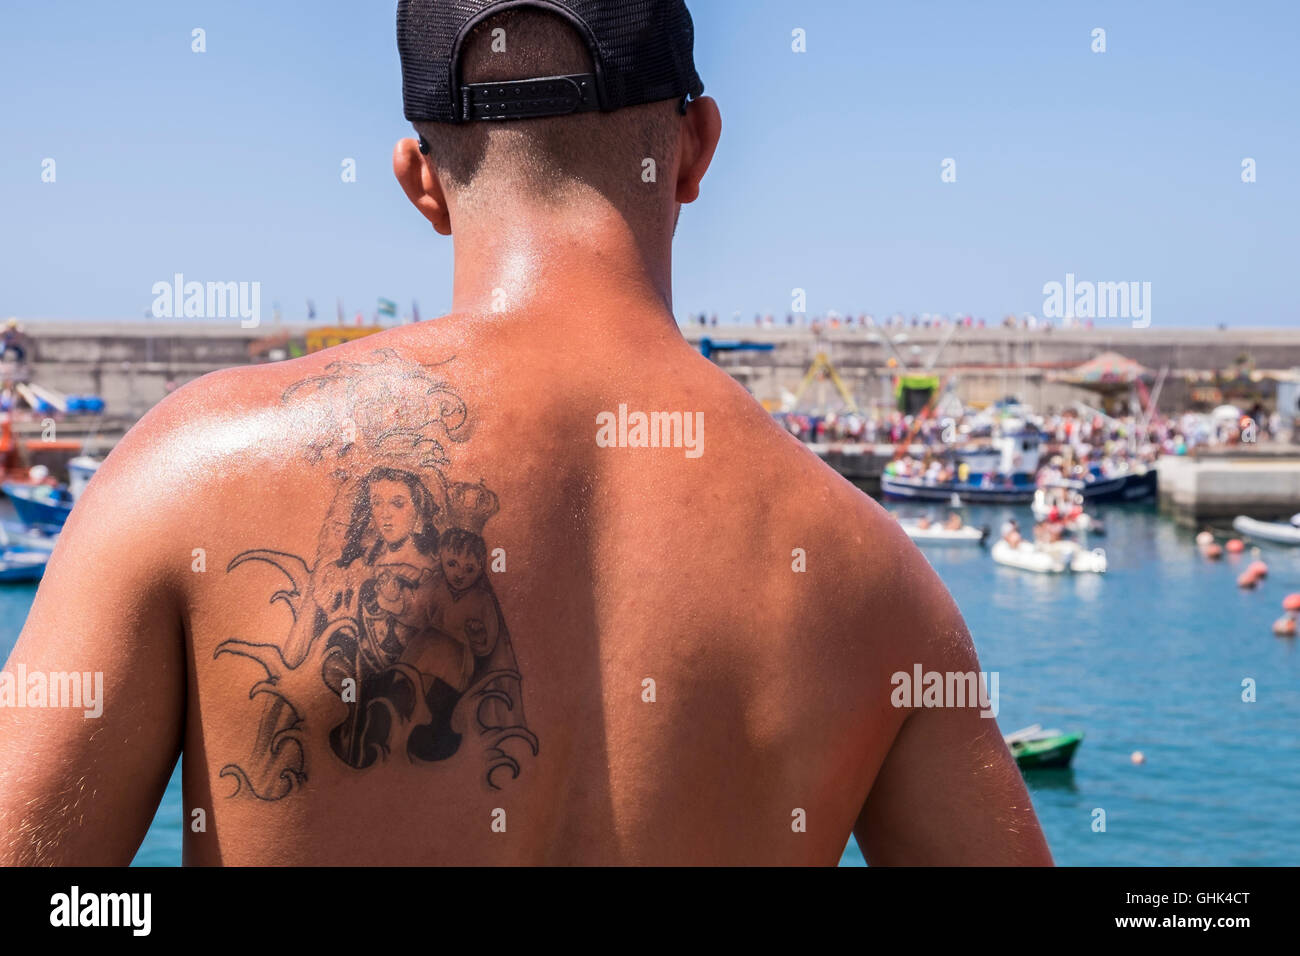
[1031,487,1105,535]
[1231,515,1300,546]
[882,430,1044,504]
[992,538,1107,574]
[1005,725,1084,770]
[896,513,989,545]
[1,331,106,535]
[992,538,1067,573]
[0,456,100,536]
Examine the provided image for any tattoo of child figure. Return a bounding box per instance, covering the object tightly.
[214,349,538,800]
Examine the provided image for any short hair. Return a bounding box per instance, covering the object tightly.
[414,8,683,213]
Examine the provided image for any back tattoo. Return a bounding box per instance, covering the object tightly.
[215,348,538,799]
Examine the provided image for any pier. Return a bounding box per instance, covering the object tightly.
[1158,449,1300,526]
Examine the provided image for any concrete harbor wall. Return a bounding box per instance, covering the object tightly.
[19,321,1300,422]
[22,321,259,419]
[1158,452,1300,526]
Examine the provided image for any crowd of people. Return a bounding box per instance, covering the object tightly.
[686,312,1109,332]
[777,404,1280,459]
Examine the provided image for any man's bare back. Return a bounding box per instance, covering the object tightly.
[0,305,1047,865]
[0,0,1049,866]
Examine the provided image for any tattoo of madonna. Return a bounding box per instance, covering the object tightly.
[214,348,538,799]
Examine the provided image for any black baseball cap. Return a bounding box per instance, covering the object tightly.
[397,0,705,124]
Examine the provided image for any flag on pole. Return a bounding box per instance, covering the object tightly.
[377,298,398,318]
[307,299,316,320]
[412,300,420,324]
[337,298,344,323]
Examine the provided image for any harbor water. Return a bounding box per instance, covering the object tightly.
[2,503,1298,866]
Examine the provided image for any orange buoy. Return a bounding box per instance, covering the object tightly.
[1226,539,1245,554]
[1237,571,1259,589]
[1203,543,1223,560]
[1273,616,1297,637]
[1247,560,1269,578]
[1283,594,1300,612]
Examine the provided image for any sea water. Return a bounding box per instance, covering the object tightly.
[2,505,1297,866]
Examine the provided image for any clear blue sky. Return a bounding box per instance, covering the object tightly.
[1,0,1296,326]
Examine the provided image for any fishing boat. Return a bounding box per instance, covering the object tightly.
[1231,515,1300,546]
[898,519,989,545]
[1,481,74,533]
[1005,725,1083,770]
[0,546,49,583]
[883,431,1043,504]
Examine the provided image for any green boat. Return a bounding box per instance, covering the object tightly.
[1005,725,1083,770]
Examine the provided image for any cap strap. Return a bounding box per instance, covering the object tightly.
[460,73,599,122]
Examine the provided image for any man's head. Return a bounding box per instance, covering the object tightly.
[393,2,720,240]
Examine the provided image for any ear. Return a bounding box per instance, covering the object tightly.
[393,137,452,236]
[674,96,722,205]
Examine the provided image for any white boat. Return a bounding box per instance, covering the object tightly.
[1232,515,1300,546]
[899,520,988,545]
[992,539,1107,574]
[992,539,1068,573]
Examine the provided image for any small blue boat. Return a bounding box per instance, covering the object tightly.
[1,482,74,533]
[0,546,49,583]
